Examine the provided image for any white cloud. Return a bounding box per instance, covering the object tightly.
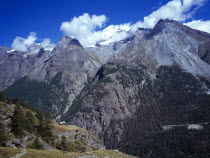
[184,20,210,33]
[12,33,55,53]
[12,32,37,52]
[23,32,37,46]
[60,13,107,46]
[41,38,51,48]
[132,0,205,29]
[41,38,56,51]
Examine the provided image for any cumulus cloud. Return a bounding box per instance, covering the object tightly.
[60,0,207,47]
[12,32,37,52]
[41,38,56,51]
[12,33,55,53]
[132,0,205,29]
[184,20,210,33]
[60,13,107,46]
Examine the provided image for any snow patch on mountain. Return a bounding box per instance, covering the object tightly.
[7,50,15,53]
[98,24,131,46]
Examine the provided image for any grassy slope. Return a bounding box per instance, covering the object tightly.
[0,147,137,158]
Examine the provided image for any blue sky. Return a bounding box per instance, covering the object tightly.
[0,0,210,47]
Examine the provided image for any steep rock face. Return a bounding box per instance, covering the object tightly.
[0,46,56,91]
[143,19,210,77]
[29,37,102,118]
[62,20,210,157]
[2,36,102,118]
[198,41,210,64]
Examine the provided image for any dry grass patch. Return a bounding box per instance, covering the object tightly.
[90,150,137,158]
[0,147,137,158]
[52,122,86,134]
[0,147,21,158]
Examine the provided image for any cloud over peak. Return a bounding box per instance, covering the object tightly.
[12,32,37,52]
[184,20,210,33]
[135,0,205,28]
[60,0,207,47]
[60,13,107,46]
[11,33,55,53]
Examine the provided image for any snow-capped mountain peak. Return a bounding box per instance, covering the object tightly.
[97,24,131,46]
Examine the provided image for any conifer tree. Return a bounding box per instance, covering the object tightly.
[60,135,68,151]
[0,106,8,146]
[25,110,36,133]
[11,105,25,136]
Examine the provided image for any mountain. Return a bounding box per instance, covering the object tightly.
[60,20,210,157]
[0,19,210,157]
[0,33,132,119]
[1,36,101,119]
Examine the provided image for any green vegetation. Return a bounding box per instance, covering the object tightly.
[56,135,87,152]
[120,126,210,158]
[24,111,36,133]
[119,65,210,158]
[27,138,44,150]
[0,105,9,146]
[0,147,20,158]
[58,135,69,151]
[3,73,68,117]
[11,104,26,136]
[0,94,103,153]
[0,93,54,148]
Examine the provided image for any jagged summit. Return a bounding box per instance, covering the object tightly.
[148,19,210,40]
[0,46,11,51]
[156,19,180,25]
[58,35,83,48]
[132,19,210,78]
[0,46,10,55]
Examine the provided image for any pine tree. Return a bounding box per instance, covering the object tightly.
[60,135,68,151]
[28,138,44,150]
[0,122,8,146]
[0,116,8,146]
[0,93,5,102]
[36,111,53,142]
[11,105,25,137]
[25,111,36,133]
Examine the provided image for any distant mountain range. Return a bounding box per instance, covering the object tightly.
[0,19,210,158]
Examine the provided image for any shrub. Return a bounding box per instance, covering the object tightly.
[27,138,44,150]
